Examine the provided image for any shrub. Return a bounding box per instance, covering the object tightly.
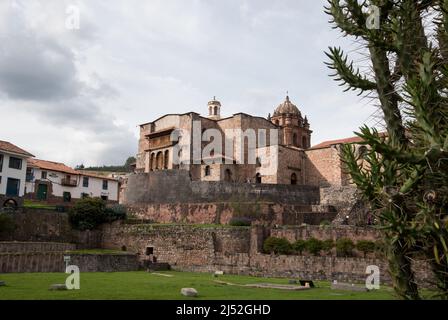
[68,198,126,231]
[321,239,335,254]
[319,220,331,227]
[293,240,307,254]
[356,240,376,257]
[228,217,252,227]
[336,238,355,257]
[304,238,323,255]
[263,237,292,255]
[104,204,127,222]
[0,213,15,234]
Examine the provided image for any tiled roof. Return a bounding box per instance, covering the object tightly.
[27,159,79,175]
[311,132,388,150]
[0,140,34,157]
[76,170,119,182]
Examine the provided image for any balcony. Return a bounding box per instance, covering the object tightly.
[61,178,77,187]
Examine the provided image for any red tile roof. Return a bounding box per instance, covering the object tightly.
[311,132,388,150]
[27,159,79,175]
[0,140,34,157]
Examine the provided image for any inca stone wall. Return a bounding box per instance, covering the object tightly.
[124,171,320,205]
[127,202,337,226]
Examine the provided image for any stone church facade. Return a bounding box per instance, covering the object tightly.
[135,96,356,187]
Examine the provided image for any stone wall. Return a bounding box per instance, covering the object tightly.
[127,202,336,226]
[99,223,432,286]
[69,254,140,272]
[0,241,75,253]
[270,225,381,242]
[124,171,320,205]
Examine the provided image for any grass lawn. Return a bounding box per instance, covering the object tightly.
[23,200,57,210]
[0,271,403,300]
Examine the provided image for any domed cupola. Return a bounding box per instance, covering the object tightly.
[273,95,301,117]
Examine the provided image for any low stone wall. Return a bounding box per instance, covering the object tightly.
[69,254,140,272]
[127,202,336,226]
[100,223,433,286]
[0,242,75,253]
[0,252,65,273]
[270,225,381,242]
[0,252,139,273]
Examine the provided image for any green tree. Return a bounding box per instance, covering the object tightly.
[326,0,448,299]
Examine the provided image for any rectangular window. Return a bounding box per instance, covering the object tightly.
[41,171,47,179]
[101,195,108,201]
[6,178,20,196]
[102,180,108,190]
[9,157,22,170]
[81,192,89,199]
[63,192,71,202]
[0,154,3,172]
[26,168,34,182]
[83,177,89,188]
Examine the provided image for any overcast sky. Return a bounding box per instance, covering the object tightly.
[0,0,379,167]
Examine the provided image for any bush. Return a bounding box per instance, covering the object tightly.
[104,204,127,222]
[293,240,307,254]
[321,239,335,253]
[68,198,126,231]
[336,238,355,257]
[228,217,252,227]
[263,237,292,255]
[0,213,15,234]
[356,240,376,257]
[304,238,323,255]
[319,220,331,227]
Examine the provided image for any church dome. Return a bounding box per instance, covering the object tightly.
[273,96,301,117]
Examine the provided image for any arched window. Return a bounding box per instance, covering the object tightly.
[156,152,163,170]
[302,136,307,148]
[291,173,297,185]
[224,169,232,182]
[150,153,155,171]
[255,173,262,184]
[164,150,169,169]
[205,165,211,176]
[275,120,280,126]
[293,133,298,147]
[214,106,218,115]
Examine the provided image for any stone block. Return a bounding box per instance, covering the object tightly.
[49,284,68,291]
[331,282,367,292]
[181,288,198,297]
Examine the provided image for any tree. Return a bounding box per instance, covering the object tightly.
[326,0,448,299]
[124,156,136,171]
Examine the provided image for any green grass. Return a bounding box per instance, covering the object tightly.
[0,271,404,300]
[23,200,57,210]
[65,249,131,255]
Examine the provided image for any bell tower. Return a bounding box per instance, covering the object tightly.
[208,97,221,120]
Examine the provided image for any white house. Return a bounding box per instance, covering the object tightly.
[25,159,119,202]
[0,140,35,198]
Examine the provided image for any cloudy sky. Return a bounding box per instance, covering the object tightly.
[0,0,379,167]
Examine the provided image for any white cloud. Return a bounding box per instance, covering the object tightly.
[0,0,379,166]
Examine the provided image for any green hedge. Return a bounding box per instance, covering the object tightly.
[0,213,15,234]
[263,237,292,255]
[356,240,376,257]
[68,198,127,231]
[336,238,355,257]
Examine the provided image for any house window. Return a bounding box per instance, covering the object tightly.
[0,154,3,172]
[83,177,89,188]
[26,168,34,182]
[41,171,47,179]
[9,157,22,170]
[63,192,71,203]
[101,195,108,201]
[102,180,108,190]
[6,178,20,196]
[205,165,211,176]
